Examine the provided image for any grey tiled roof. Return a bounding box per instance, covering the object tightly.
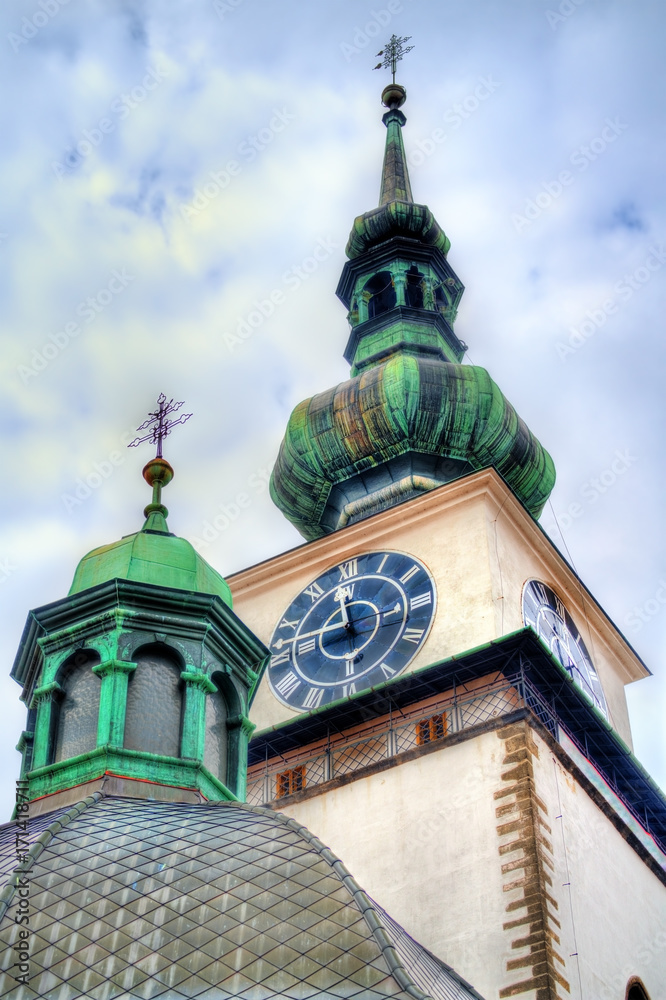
[0,795,484,1000]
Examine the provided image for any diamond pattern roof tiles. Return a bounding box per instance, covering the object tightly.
[0,795,485,1000]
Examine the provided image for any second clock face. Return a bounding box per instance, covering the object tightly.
[522,579,608,719]
[268,551,437,711]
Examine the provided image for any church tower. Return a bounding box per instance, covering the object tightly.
[228,49,666,1000]
[2,399,488,1000]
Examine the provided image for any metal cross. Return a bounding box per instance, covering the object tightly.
[128,393,192,459]
[373,34,415,83]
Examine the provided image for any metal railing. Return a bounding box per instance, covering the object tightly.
[246,678,521,806]
[247,661,666,858]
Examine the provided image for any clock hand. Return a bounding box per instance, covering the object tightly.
[272,619,352,650]
[335,587,351,627]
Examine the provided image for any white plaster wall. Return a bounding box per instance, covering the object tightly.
[276,730,511,1000]
[532,731,666,1000]
[489,504,635,748]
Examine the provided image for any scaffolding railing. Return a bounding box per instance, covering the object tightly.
[247,657,666,858]
[246,677,520,806]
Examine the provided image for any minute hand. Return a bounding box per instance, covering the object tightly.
[272,620,351,650]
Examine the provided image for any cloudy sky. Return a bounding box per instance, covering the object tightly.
[0,0,664,820]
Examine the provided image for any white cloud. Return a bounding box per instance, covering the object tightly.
[0,0,664,815]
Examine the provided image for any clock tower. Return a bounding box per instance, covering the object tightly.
[228,72,666,1000]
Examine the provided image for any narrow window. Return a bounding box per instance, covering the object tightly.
[276,765,306,798]
[365,271,396,318]
[204,680,228,785]
[627,981,651,1000]
[124,645,182,758]
[434,284,449,314]
[405,266,425,308]
[55,650,101,762]
[415,713,447,746]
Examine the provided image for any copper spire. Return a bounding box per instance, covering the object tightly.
[128,394,192,532]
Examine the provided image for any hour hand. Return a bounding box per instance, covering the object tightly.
[334,586,352,627]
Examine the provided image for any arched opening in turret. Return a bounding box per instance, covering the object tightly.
[205,671,243,796]
[364,271,396,318]
[434,283,450,315]
[54,649,101,763]
[405,266,425,308]
[124,643,183,758]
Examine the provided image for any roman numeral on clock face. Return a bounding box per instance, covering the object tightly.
[270,650,290,667]
[302,687,324,709]
[298,638,317,655]
[403,627,424,644]
[338,559,358,581]
[304,581,324,602]
[554,596,567,621]
[275,672,301,698]
[399,565,420,585]
[410,592,432,610]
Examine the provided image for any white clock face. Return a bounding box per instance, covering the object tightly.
[522,579,608,719]
[268,551,437,711]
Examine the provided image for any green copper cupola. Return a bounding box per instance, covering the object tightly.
[270,71,556,540]
[12,407,268,810]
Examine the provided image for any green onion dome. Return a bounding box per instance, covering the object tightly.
[270,354,555,541]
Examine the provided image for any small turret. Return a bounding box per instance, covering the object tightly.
[11,397,268,810]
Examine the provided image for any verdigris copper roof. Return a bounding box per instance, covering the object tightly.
[0,794,485,1000]
[69,455,233,607]
[270,354,556,539]
[69,528,232,607]
[270,86,555,539]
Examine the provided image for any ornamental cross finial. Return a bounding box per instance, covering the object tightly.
[128,393,192,459]
[373,34,414,84]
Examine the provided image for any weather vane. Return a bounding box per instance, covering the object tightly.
[128,393,192,459]
[373,34,415,83]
